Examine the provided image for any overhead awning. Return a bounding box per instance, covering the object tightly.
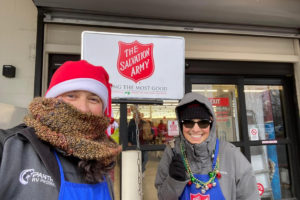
[32,0,300,38]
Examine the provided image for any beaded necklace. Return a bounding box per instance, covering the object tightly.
[180,140,221,194]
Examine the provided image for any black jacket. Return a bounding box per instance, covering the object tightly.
[0,124,114,200]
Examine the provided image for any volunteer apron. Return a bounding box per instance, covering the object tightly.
[54,152,112,200]
[180,139,225,200]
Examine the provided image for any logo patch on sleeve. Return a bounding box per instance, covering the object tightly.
[19,169,55,187]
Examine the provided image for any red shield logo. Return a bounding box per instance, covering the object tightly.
[190,193,210,200]
[117,40,154,83]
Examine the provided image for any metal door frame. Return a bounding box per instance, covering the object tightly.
[186,74,300,198]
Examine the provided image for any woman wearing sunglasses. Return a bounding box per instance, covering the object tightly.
[155,92,259,200]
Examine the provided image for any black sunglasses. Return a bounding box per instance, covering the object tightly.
[181,119,212,129]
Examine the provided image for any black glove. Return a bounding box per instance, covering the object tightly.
[169,153,188,181]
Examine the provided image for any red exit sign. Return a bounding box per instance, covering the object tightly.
[208,97,229,107]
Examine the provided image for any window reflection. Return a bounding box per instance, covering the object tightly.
[245,85,285,140]
[127,102,179,146]
[111,104,120,144]
[192,84,240,142]
[251,145,293,199]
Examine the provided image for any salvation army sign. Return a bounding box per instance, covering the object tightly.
[81,31,185,100]
[190,193,210,200]
[117,41,154,83]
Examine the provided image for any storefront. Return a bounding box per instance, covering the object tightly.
[185,61,298,199]
[39,22,300,199]
[115,60,298,200]
[2,0,299,198]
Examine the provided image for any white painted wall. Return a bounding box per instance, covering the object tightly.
[0,0,37,108]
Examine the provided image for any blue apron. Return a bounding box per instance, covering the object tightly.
[180,139,225,200]
[54,152,112,200]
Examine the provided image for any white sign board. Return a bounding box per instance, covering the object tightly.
[168,120,179,136]
[82,31,185,100]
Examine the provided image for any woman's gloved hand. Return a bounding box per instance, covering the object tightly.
[169,153,188,181]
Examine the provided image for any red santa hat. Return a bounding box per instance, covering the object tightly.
[45,60,112,123]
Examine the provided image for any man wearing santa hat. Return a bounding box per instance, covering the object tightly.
[0,60,122,200]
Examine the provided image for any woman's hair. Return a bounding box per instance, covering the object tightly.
[78,159,116,183]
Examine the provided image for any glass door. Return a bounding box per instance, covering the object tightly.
[192,84,240,142]
[244,85,292,200]
[188,75,297,200]
[244,85,285,141]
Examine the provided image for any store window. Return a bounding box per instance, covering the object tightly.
[192,84,240,142]
[251,145,292,199]
[126,101,179,147]
[124,102,179,200]
[118,73,297,199]
[245,85,285,140]
[111,103,121,143]
[244,85,293,199]
[188,76,297,199]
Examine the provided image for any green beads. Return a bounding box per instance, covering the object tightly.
[180,141,221,193]
[208,172,215,178]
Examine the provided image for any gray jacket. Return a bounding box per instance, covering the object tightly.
[0,124,115,200]
[155,92,259,200]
